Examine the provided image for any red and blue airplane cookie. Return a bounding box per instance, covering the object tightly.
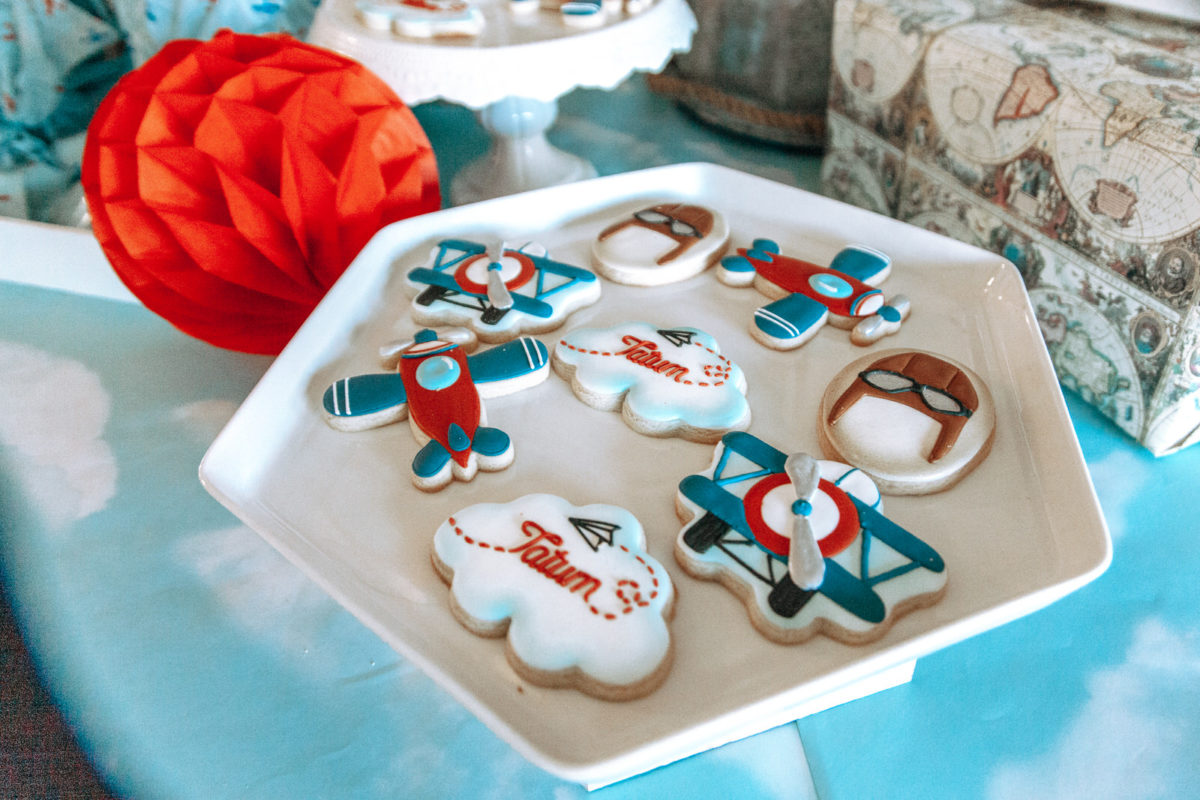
[406,239,601,344]
[717,240,911,350]
[674,431,947,644]
[322,329,549,491]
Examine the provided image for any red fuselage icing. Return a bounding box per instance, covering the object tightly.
[399,346,480,467]
[750,252,881,319]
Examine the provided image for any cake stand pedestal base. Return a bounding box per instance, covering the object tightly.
[451,96,598,205]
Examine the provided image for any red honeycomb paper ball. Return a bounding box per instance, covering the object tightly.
[82,30,440,354]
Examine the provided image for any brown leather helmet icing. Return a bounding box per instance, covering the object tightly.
[597,203,715,265]
[828,351,979,463]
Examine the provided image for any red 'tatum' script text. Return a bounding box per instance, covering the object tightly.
[509,521,602,601]
[613,336,689,381]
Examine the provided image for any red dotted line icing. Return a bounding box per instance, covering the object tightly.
[557,336,733,387]
[445,516,661,620]
[558,343,617,356]
[684,340,733,387]
[594,544,660,620]
[448,516,511,552]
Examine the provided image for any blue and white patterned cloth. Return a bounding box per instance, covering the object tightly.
[131,0,320,60]
[3,58,1198,800]
[0,0,316,223]
[0,0,128,220]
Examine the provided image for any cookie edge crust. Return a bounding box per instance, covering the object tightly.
[430,535,678,701]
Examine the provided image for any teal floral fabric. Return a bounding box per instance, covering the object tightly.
[0,0,316,222]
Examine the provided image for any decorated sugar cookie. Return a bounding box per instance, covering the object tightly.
[718,239,910,350]
[675,432,947,645]
[432,494,675,700]
[357,0,485,37]
[406,239,601,344]
[592,203,730,286]
[554,0,607,27]
[321,329,549,491]
[819,349,996,495]
[553,322,751,443]
[510,0,653,28]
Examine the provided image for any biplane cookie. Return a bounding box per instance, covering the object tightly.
[406,240,601,344]
[321,329,549,491]
[717,240,910,350]
[432,494,675,700]
[510,0,653,28]
[675,432,947,645]
[553,322,751,443]
[592,203,730,286]
[819,349,996,495]
[356,0,485,37]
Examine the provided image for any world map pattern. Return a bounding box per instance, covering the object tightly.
[820,0,1200,455]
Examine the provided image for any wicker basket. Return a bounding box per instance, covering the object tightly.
[647,0,835,149]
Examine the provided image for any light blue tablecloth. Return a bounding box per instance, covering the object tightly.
[2,76,1197,800]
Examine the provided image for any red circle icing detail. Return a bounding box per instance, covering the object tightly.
[742,473,792,556]
[815,480,859,557]
[742,475,861,558]
[454,252,535,294]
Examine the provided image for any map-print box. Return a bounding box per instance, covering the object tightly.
[819,0,1200,455]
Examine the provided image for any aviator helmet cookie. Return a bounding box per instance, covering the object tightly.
[818,349,996,495]
[591,202,730,286]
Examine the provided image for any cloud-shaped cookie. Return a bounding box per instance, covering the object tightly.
[552,322,751,443]
[431,494,674,700]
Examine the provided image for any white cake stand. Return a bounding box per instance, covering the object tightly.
[307,0,696,204]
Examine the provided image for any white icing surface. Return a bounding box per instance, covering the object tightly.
[552,321,751,440]
[433,494,673,688]
[832,398,943,464]
[475,254,512,285]
[760,484,796,538]
[596,226,678,269]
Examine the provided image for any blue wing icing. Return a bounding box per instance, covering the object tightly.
[828,245,890,284]
[323,373,407,418]
[753,294,828,343]
[467,337,550,393]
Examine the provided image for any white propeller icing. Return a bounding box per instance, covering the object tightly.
[485,241,515,311]
[378,327,476,367]
[784,452,826,591]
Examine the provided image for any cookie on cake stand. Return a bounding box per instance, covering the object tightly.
[308,0,696,203]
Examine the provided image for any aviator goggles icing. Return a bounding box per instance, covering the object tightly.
[858,369,973,417]
[634,208,702,239]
